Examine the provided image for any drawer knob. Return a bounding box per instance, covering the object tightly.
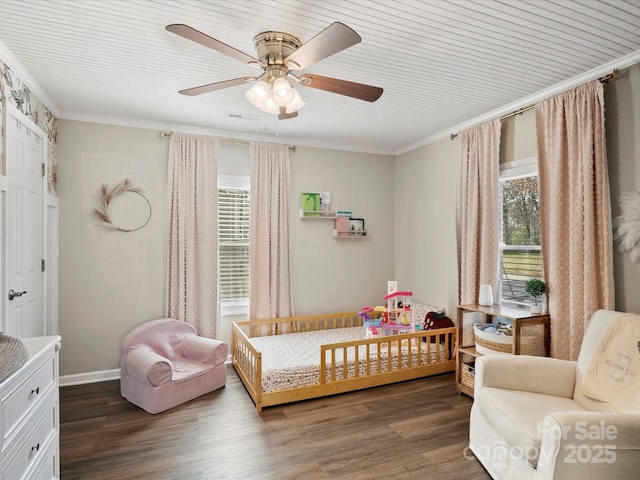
[31,387,40,395]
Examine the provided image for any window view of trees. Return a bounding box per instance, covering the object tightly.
[500,175,542,305]
[502,176,540,246]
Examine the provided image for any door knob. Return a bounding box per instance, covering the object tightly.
[8,289,27,301]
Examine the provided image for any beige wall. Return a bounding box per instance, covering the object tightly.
[393,111,536,317]
[57,121,394,377]
[394,137,459,316]
[57,121,169,377]
[218,144,396,348]
[500,108,537,163]
[54,63,640,379]
[395,65,640,325]
[290,147,395,314]
[606,63,640,313]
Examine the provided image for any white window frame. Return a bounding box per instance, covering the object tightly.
[218,174,250,316]
[498,156,541,306]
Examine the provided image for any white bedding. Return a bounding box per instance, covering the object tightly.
[249,326,446,393]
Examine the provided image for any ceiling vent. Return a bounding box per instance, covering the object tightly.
[225,112,259,121]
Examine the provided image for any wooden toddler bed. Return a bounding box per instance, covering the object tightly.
[232,311,456,412]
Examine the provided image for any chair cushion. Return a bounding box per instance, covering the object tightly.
[180,335,229,365]
[475,386,587,467]
[580,312,640,414]
[172,359,215,381]
[125,347,173,386]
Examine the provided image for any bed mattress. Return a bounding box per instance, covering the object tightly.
[249,326,445,393]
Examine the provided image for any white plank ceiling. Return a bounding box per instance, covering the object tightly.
[1,0,639,155]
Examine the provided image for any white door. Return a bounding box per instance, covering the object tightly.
[5,105,46,338]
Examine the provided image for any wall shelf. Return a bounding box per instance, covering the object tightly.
[455,303,550,398]
[333,230,368,238]
[299,209,337,219]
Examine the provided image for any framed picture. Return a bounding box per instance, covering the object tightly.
[301,192,321,216]
[349,218,365,235]
[319,192,331,212]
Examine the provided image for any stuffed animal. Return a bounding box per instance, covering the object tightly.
[423,311,454,330]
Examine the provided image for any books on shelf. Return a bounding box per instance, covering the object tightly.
[301,192,333,217]
[301,192,321,216]
[335,216,350,236]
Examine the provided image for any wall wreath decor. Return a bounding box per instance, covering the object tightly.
[92,179,152,232]
[613,190,640,263]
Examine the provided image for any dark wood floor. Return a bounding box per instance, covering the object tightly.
[60,366,490,480]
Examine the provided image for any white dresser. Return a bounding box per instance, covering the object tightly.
[0,336,61,480]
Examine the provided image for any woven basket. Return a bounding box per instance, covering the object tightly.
[0,334,29,382]
[474,323,546,356]
[460,359,475,389]
[474,324,513,354]
[461,311,486,347]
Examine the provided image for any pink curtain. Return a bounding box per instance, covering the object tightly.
[536,80,613,360]
[249,143,294,322]
[456,119,502,305]
[166,134,219,338]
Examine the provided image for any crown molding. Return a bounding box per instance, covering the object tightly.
[0,38,61,118]
[60,112,396,156]
[395,49,640,156]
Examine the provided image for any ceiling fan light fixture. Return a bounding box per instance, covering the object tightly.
[167,22,383,119]
[246,77,304,116]
[262,96,280,114]
[247,80,271,100]
[286,88,305,113]
[272,78,294,106]
[246,80,274,113]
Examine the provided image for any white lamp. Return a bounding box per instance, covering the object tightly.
[285,88,305,113]
[272,78,293,106]
[245,80,272,112]
[478,285,493,307]
[246,78,304,116]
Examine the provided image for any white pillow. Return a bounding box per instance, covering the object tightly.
[411,301,445,325]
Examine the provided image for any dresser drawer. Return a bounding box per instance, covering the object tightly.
[26,433,57,480]
[0,392,56,480]
[0,357,55,454]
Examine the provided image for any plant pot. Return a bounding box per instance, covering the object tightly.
[530,305,543,314]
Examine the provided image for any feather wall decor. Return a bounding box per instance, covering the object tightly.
[613,190,640,263]
[92,179,151,232]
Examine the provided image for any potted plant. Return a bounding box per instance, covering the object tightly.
[525,278,547,314]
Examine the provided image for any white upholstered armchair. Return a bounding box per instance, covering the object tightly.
[469,309,640,479]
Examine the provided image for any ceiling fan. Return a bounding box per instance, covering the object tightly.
[166,22,383,120]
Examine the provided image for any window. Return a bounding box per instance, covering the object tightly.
[218,176,250,314]
[499,158,542,306]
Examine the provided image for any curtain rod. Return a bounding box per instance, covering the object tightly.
[160,131,295,151]
[449,69,621,140]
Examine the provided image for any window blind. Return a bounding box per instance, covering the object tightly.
[218,186,250,304]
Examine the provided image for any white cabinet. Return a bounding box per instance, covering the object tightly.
[0,336,61,480]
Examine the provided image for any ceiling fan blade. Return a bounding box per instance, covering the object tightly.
[284,22,361,70]
[166,24,260,65]
[299,74,383,102]
[179,77,256,96]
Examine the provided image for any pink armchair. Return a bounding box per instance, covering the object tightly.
[120,318,228,414]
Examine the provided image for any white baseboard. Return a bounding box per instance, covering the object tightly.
[60,368,121,387]
[60,357,234,387]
